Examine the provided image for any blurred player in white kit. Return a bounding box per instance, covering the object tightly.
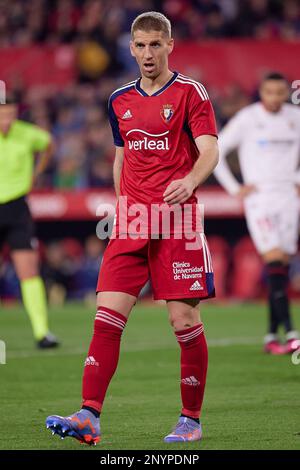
[214,72,300,355]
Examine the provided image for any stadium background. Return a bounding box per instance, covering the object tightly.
[1,0,300,452]
[1,0,300,303]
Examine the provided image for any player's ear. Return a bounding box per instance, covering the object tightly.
[129,41,136,58]
[283,84,289,101]
[167,38,174,55]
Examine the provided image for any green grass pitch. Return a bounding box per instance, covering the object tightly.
[0,301,299,450]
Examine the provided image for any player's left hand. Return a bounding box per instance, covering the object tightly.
[163,175,196,205]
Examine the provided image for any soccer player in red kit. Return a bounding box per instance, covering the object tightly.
[46,11,219,445]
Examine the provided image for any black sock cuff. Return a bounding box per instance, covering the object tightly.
[180,413,200,424]
[82,406,100,418]
[266,261,288,278]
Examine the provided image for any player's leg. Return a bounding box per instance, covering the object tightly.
[264,248,300,355]
[263,249,292,326]
[257,195,299,353]
[163,298,207,442]
[8,197,58,348]
[12,250,59,348]
[245,192,300,353]
[261,248,291,353]
[81,291,136,416]
[11,250,51,343]
[244,199,288,353]
[149,233,213,442]
[46,290,136,446]
[277,198,300,353]
[81,238,149,418]
[46,237,149,445]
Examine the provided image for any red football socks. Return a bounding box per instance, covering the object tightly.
[175,323,208,419]
[82,306,127,412]
[82,309,207,419]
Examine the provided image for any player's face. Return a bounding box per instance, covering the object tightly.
[130,30,174,79]
[259,80,289,113]
[0,104,17,134]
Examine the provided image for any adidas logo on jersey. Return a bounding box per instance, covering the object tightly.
[122,109,132,119]
[84,356,99,367]
[181,376,200,386]
[189,280,203,291]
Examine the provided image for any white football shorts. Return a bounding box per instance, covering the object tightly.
[243,187,300,255]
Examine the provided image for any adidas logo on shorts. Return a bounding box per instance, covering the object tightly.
[181,376,200,386]
[189,280,203,291]
[84,356,99,367]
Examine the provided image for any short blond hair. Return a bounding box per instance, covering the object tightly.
[131,11,171,38]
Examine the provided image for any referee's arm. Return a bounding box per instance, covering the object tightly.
[32,135,55,186]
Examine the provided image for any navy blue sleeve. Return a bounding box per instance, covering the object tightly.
[108,97,124,147]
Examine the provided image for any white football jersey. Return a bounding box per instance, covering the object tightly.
[214,102,300,195]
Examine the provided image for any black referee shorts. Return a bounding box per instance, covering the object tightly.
[0,196,36,251]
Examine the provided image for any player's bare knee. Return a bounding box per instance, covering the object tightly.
[168,301,201,331]
[262,248,287,264]
[170,314,201,331]
[96,291,136,319]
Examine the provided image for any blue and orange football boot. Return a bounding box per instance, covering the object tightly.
[46,409,100,446]
[164,416,202,443]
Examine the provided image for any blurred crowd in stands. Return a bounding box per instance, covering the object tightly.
[0,235,105,304]
[2,0,299,189]
[1,0,300,46]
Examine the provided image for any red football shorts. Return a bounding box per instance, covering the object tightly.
[97,233,215,301]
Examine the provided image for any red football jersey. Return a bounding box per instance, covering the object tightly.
[108,72,217,235]
[109,72,217,204]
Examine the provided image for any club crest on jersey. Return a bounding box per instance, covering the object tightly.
[161,104,174,123]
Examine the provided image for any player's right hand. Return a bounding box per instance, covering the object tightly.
[236,184,256,198]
